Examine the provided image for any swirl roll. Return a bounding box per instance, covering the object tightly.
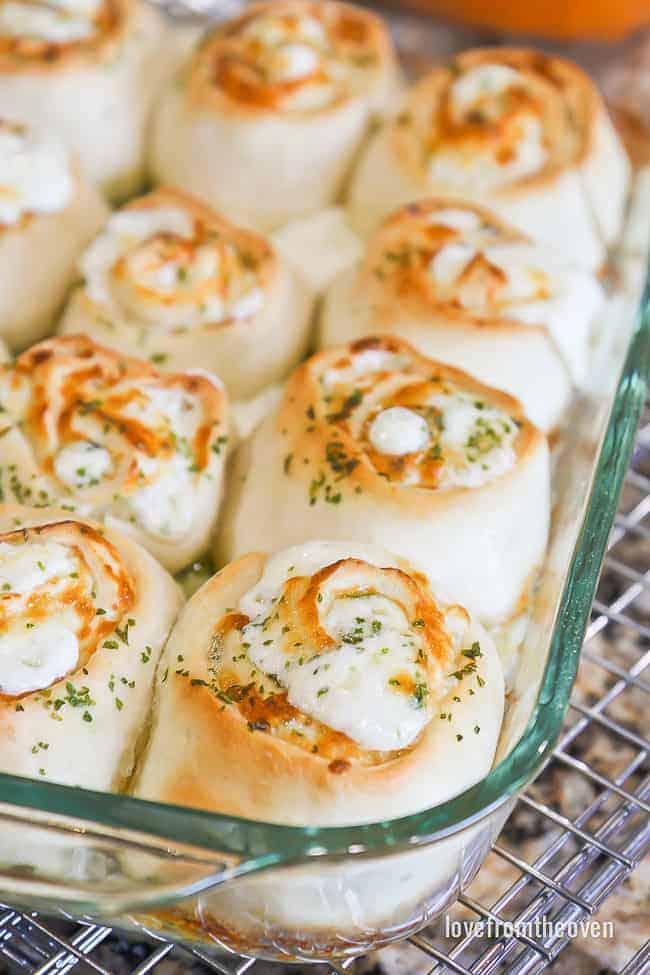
[149,0,397,232]
[0,505,182,789]
[59,188,314,401]
[135,541,504,825]
[0,117,107,351]
[221,337,550,625]
[321,200,605,431]
[0,335,229,573]
[347,48,630,267]
[0,0,174,199]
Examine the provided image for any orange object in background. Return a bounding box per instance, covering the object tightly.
[402,0,650,41]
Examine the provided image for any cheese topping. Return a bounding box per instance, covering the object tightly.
[318,340,521,490]
[0,337,228,542]
[370,202,603,344]
[80,206,267,332]
[428,63,548,191]
[364,388,516,489]
[427,206,482,232]
[368,406,429,456]
[0,0,102,43]
[0,617,79,696]
[206,1,388,114]
[0,121,73,226]
[211,542,467,756]
[126,451,196,539]
[0,540,76,594]
[54,441,114,489]
[393,51,595,195]
[434,393,517,488]
[322,348,410,389]
[0,522,133,696]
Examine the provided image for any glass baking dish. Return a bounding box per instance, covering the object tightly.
[0,3,649,963]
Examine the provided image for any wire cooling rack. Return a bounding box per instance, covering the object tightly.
[1,405,649,974]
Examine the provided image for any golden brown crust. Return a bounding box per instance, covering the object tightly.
[0,0,131,74]
[1,333,227,507]
[357,198,551,339]
[0,517,133,700]
[0,502,183,789]
[186,0,394,118]
[273,335,543,516]
[78,186,280,335]
[138,549,500,824]
[127,187,277,291]
[206,556,452,767]
[392,46,602,195]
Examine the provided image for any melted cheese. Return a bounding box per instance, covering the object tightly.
[270,42,319,82]
[54,440,113,488]
[428,240,477,288]
[325,347,520,491]
[322,348,410,390]
[118,384,207,539]
[0,540,76,593]
[80,206,265,330]
[427,64,548,191]
[427,235,602,335]
[0,0,100,42]
[238,542,434,751]
[368,406,429,456]
[427,207,482,232]
[449,64,523,118]
[0,344,224,547]
[127,452,195,539]
[243,11,327,48]
[0,540,81,694]
[0,125,73,226]
[435,392,517,488]
[216,6,381,113]
[0,617,79,695]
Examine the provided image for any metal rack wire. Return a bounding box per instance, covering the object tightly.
[1,405,648,974]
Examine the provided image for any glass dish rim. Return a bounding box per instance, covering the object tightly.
[0,274,647,871]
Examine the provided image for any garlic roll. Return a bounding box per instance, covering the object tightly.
[0,117,107,351]
[59,188,314,401]
[0,505,182,790]
[135,540,504,825]
[0,0,174,199]
[0,335,229,573]
[321,200,605,431]
[221,337,550,625]
[149,0,397,232]
[347,48,630,268]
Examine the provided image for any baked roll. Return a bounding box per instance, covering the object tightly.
[149,0,397,232]
[0,504,182,790]
[0,335,229,574]
[0,0,173,200]
[221,337,550,625]
[135,540,504,824]
[0,118,107,351]
[59,188,314,401]
[347,48,630,267]
[321,200,605,431]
